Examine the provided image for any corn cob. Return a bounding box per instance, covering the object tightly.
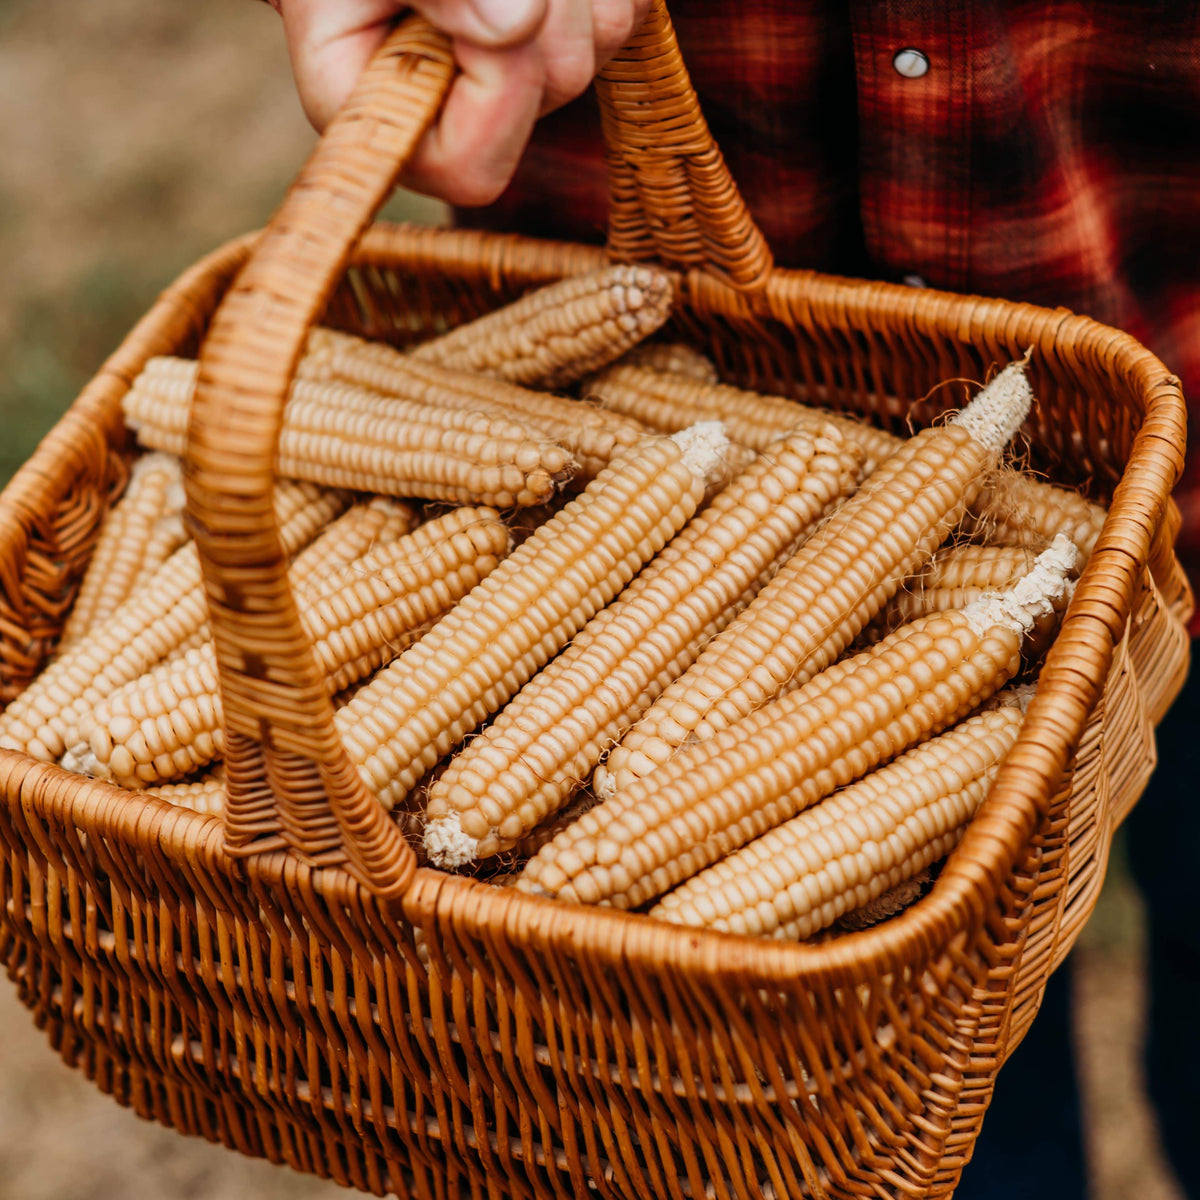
[301,506,511,689]
[304,328,648,480]
[620,341,720,384]
[423,427,863,867]
[516,538,1075,910]
[0,481,349,762]
[64,506,509,789]
[584,361,902,475]
[337,424,731,817]
[965,470,1107,562]
[128,512,189,592]
[287,496,417,592]
[588,361,1107,554]
[406,264,676,389]
[124,357,576,508]
[57,452,186,649]
[876,543,1041,631]
[148,768,226,816]
[649,696,1029,939]
[508,791,601,862]
[601,362,1034,794]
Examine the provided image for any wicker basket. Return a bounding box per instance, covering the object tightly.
[0,6,1192,1197]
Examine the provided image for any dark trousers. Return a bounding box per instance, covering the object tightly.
[1127,656,1200,1197]
[957,658,1199,1199]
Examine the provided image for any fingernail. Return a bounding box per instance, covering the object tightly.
[469,0,543,40]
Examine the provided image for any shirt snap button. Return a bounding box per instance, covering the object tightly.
[893,48,930,79]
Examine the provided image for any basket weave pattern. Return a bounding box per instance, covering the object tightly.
[0,7,1192,1197]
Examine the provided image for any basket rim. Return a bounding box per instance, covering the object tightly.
[0,220,1188,989]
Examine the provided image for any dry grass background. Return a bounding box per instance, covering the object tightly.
[0,1,1185,1196]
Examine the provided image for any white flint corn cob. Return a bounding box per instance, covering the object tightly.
[337,424,731,819]
[619,341,720,384]
[589,361,1094,542]
[650,694,1030,940]
[508,791,602,862]
[287,496,417,592]
[584,361,901,475]
[148,768,226,816]
[0,481,349,762]
[875,543,1041,632]
[601,361,1034,793]
[407,264,676,389]
[517,537,1076,910]
[423,427,863,867]
[301,507,510,691]
[124,356,576,507]
[872,543,1077,662]
[965,470,1107,562]
[58,452,186,650]
[304,328,647,480]
[64,507,509,788]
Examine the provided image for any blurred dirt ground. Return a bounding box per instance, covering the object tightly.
[0,1,1186,1196]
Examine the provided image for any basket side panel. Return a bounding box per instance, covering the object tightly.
[0,755,1051,1200]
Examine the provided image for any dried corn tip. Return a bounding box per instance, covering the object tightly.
[58,452,186,650]
[65,507,509,788]
[961,534,1078,637]
[288,496,417,592]
[619,341,720,384]
[124,357,576,508]
[967,470,1107,562]
[305,328,648,480]
[338,424,729,819]
[583,362,902,475]
[601,364,1034,793]
[649,701,1028,940]
[949,360,1035,452]
[422,427,863,867]
[516,595,1035,910]
[0,481,348,763]
[147,768,226,816]
[406,264,676,389]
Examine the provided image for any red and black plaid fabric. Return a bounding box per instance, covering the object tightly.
[458,1,1200,606]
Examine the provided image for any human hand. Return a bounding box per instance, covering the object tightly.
[267,0,650,206]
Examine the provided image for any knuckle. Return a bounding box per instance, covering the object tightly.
[439,168,511,208]
[542,40,596,107]
[591,0,639,54]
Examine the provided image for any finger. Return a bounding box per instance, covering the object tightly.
[531,0,595,116]
[401,39,545,207]
[278,0,403,129]
[590,0,645,66]
[412,0,548,48]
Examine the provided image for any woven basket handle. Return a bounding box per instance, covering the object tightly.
[187,15,453,898]
[596,3,774,289]
[187,2,774,897]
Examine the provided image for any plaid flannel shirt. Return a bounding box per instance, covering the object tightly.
[457,1,1200,601]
